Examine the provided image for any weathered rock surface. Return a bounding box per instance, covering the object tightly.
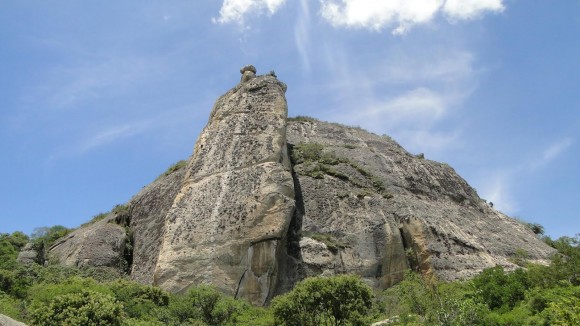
[129,166,187,284]
[16,243,41,265]
[281,120,555,287]
[152,74,294,305]
[40,68,555,304]
[47,215,127,269]
[0,314,27,326]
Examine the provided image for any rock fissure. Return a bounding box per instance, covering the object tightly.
[234,269,248,299]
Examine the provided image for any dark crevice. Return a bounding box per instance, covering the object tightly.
[399,226,418,272]
[286,144,305,261]
[271,143,306,298]
[234,269,248,299]
[114,209,134,274]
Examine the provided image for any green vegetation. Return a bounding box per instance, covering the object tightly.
[0,225,578,325]
[30,225,72,251]
[81,212,109,228]
[272,274,374,326]
[290,143,390,197]
[157,160,187,180]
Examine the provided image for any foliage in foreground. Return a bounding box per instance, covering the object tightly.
[0,229,578,325]
[272,274,374,326]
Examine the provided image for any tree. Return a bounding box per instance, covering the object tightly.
[471,266,530,311]
[272,274,374,326]
[30,290,124,326]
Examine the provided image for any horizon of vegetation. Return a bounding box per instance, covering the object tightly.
[1,223,578,325]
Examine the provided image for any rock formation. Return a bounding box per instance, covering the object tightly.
[43,66,555,305]
[152,72,294,305]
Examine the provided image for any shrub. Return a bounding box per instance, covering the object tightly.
[0,292,22,321]
[28,276,114,312]
[472,266,531,311]
[30,290,124,326]
[107,279,169,320]
[31,225,72,250]
[159,160,187,179]
[272,274,374,326]
[168,285,244,326]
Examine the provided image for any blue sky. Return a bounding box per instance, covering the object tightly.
[1,0,578,239]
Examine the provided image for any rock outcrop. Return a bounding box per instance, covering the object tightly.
[47,214,127,269]
[42,66,555,304]
[0,314,28,326]
[280,120,554,290]
[152,73,294,305]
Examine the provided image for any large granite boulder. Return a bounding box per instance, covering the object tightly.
[152,73,294,305]
[47,214,127,270]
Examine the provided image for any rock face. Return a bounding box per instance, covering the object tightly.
[152,74,294,305]
[280,120,554,289]
[43,67,555,304]
[47,215,127,269]
[0,314,28,326]
[129,165,187,284]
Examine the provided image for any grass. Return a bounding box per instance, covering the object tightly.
[80,213,109,228]
[154,160,187,181]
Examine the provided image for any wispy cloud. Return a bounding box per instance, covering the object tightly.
[213,0,287,24]
[24,52,170,110]
[528,138,574,171]
[78,121,152,154]
[480,171,518,213]
[294,0,312,73]
[479,137,574,214]
[315,47,475,154]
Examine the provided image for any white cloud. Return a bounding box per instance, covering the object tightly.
[319,0,505,34]
[443,0,504,20]
[214,0,287,24]
[320,0,442,34]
